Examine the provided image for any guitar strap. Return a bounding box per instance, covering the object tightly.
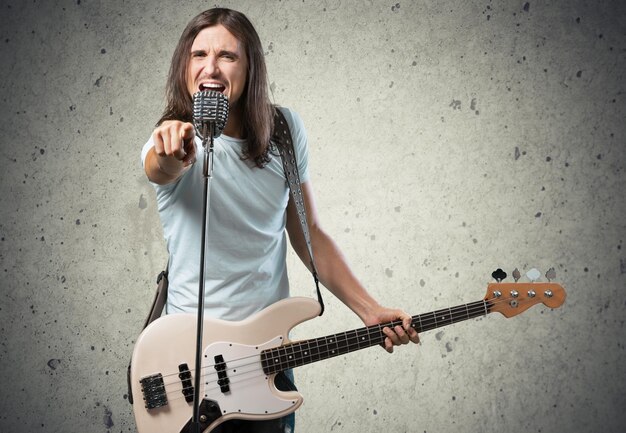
[272,107,325,316]
[142,261,169,329]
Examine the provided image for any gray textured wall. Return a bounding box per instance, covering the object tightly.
[1,0,624,432]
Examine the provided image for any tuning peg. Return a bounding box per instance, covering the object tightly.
[545,267,556,282]
[491,268,507,282]
[526,268,541,282]
[512,268,521,282]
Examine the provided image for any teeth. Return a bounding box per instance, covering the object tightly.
[201,83,223,89]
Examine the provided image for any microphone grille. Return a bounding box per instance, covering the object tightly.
[192,90,229,138]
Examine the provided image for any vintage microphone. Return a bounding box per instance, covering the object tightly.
[191,90,228,433]
[193,90,229,176]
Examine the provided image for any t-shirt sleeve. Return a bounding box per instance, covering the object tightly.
[279,107,310,184]
[140,136,155,167]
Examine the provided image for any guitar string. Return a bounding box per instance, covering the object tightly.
[142,294,531,401]
[151,293,537,403]
[161,308,479,400]
[153,294,518,391]
[152,298,492,385]
[151,293,522,397]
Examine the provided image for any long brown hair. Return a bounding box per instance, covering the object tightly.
[158,8,274,167]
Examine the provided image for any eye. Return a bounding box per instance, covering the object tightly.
[220,51,237,61]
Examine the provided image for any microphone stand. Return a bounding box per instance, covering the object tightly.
[191,121,215,433]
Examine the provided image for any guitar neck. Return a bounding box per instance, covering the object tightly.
[261,299,491,374]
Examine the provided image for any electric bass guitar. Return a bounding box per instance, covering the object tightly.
[129,276,565,433]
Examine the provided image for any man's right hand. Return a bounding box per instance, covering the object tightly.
[146,121,196,184]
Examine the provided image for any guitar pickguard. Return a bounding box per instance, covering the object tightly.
[202,337,297,415]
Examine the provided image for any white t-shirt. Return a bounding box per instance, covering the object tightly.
[141,107,309,320]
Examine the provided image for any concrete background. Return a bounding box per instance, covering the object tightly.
[0,0,624,432]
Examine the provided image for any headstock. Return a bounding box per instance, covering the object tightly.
[485,268,566,317]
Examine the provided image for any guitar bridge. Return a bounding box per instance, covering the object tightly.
[140,373,168,409]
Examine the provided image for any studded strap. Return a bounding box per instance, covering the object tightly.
[272,108,324,316]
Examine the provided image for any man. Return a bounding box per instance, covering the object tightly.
[141,7,419,433]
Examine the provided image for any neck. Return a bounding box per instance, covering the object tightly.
[223,106,245,138]
[260,299,491,374]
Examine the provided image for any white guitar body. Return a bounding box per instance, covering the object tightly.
[130,297,321,433]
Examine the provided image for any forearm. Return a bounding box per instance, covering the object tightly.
[294,225,382,323]
[285,181,419,351]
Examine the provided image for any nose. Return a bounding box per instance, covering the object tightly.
[201,55,219,77]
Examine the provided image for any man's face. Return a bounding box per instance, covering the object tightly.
[186,25,248,109]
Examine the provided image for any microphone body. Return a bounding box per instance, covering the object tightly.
[192,90,229,140]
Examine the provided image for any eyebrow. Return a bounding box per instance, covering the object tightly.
[190,48,240,59]
[219,49,240,58]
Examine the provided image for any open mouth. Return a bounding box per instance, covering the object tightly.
[199,83,226,93]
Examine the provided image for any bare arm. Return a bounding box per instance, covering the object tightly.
[286,180,419,352]
[144,120,196,185]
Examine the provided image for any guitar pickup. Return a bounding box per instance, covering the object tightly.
[140,373,168,409]
[178,363,194,403]
[214,355,230,393]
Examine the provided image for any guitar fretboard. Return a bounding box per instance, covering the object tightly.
[261,299,491,374]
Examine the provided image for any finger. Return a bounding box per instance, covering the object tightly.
[384,337,394,354]
[399,314,420,344]
[175,124,194,159]
[162,129,173,156]
[182,122,195,139]
[182,136,196,166]
[402,316,413,331]
[172,145,186,160]
[155,123,182,160]
[182,143,196,166]
[383,326,401,346]
[152,130,165,156]
[170,128,186,160]
[394,325,410,344]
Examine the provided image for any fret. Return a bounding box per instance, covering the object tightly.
[433,308,452,327]
[344,329,355,350]
[366,326,379,346]
[420,312,437,332]
[449,304,468,324]
[303,339,313,366]
[309,337,322,363]
[354,329,365,347]
[366,327,373,347]
[265,347,281,374]
[277,345,289,370]
[464,301,485,320]
[343,330,356,352]
[285,341,297,369]
[324,334,339,358]
[337,331,351,357]
[416,313,424,333]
